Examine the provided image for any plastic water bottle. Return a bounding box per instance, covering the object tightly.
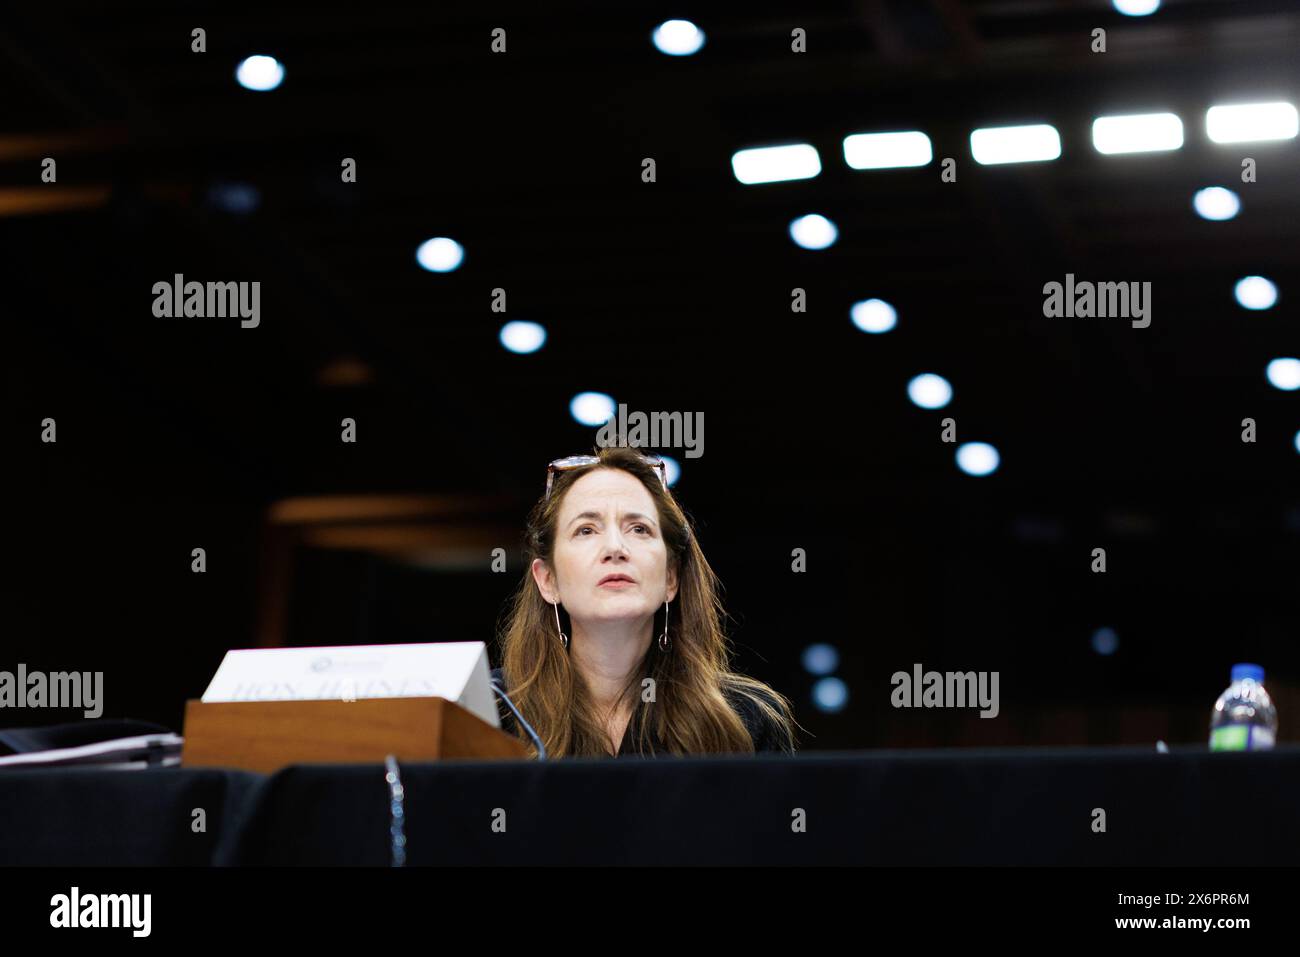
[1209,663,1277,751]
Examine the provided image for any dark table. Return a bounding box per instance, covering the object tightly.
[3,746,1297,865]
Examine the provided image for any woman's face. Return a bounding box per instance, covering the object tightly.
[533,468,678,625]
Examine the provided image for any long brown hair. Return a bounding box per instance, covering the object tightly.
[496,445,797,757]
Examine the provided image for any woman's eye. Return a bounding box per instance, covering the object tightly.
[574,523,649,535]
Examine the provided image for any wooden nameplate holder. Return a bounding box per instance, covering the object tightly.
[180,696,530,774]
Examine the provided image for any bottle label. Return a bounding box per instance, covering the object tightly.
[1210,725,1275,751]
[1210,725,1248,750]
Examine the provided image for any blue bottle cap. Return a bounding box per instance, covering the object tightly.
[1231,663,1265,683]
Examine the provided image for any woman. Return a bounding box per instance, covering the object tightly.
[493,445,798,757]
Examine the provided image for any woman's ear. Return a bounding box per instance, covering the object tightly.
[666,562,679,603]
[531,558,558,604]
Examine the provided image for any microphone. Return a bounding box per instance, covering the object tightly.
[490,678,547,760]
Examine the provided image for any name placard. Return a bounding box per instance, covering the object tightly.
[200,642,499,728]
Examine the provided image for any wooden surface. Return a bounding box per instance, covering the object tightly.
[181,696,529,773]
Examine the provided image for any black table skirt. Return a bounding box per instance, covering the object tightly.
[3,747,1297,865]
[0,766,263,866]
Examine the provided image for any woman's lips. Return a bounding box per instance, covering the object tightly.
[598,579,635,588]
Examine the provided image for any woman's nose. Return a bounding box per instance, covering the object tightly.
[600,528,630,555]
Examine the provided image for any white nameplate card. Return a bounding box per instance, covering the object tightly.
[200,642,499,728]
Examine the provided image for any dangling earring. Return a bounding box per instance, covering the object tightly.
[658,600,671,652]
[552,600,569,650]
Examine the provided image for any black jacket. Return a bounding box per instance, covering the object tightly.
[490,667,795,757]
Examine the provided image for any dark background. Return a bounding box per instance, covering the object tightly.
[2,0,1297,750]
